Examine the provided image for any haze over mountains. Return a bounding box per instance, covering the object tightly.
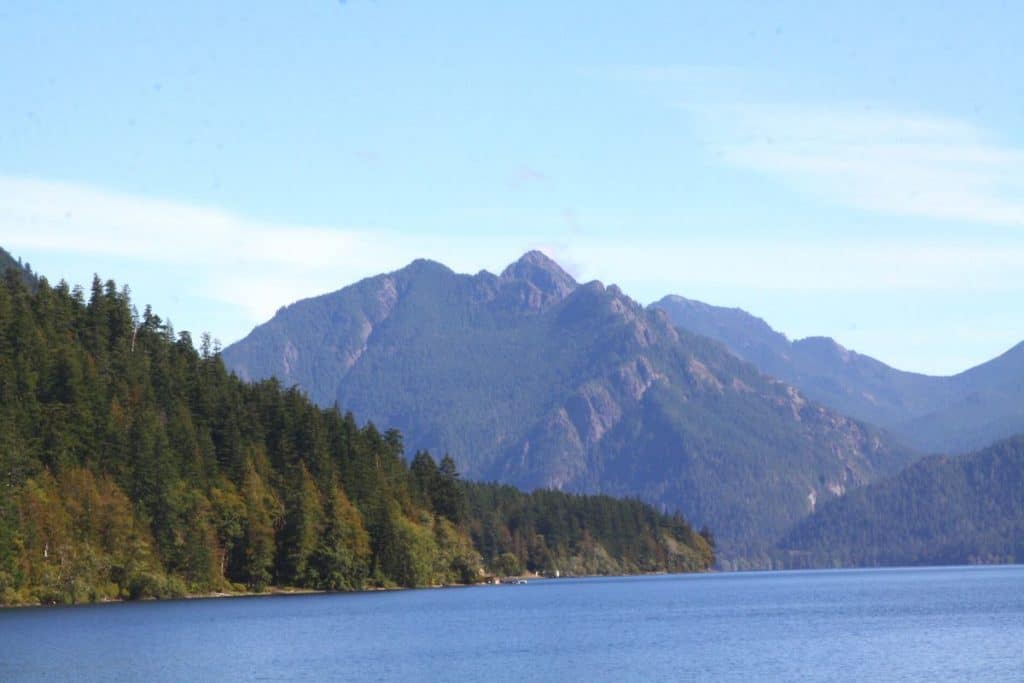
[224,252,915,563]
[780,435,1024,567]
[651,296,1024,454]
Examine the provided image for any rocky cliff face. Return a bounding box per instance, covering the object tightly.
[223,252,915,562]
[498,249,578,310]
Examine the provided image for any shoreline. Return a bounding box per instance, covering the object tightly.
[0,567,717,610]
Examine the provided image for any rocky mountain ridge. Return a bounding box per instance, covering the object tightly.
[652,294,1024,454]
[223,252,915,562]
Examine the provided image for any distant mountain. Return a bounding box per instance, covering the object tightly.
[223,252,914,563]
[0,246,38,290]
[651,295,1024,454]
[778,435,1024,567]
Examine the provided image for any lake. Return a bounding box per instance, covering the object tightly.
[1,565,1022,681]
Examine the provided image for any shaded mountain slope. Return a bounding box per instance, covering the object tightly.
[652,295,1024,454]
[224,252,914,562]
[778,435,1024,567]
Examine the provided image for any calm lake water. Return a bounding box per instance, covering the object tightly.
[1,565,1022,681]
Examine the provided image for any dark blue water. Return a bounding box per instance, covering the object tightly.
[1,565,1022,681]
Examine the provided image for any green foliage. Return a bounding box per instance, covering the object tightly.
[0,272,453,601]
[308,484,371,591]
[779,436,1024,567]
[0,248,38,292]
[493,552,522,577]
[465,484,714,576]
[0,270,711,605]
[375,507,437,588]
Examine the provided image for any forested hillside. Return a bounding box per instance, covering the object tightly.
[464,483,714,576]
[224,252,914,563]
[0,268,711,606]
[778,436,1024,567]
[0,247,37,291]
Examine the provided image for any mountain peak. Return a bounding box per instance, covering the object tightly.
[503,249,572,276]
[402,258,454,275]
[656,294,707,311]
[500,250,577,301]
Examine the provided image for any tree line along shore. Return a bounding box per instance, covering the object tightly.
[0,271,713,606]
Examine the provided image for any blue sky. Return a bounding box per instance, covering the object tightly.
[2,1,1022,374]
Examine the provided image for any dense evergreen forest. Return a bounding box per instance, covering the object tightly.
[464,483,713,576]
[0,247,37,291]
[778,436,1024,567]
[0,268,712,605]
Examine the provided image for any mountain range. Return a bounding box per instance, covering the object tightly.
[652,295,1024,454]
[223,252,915,563]
[6,244,1019,569]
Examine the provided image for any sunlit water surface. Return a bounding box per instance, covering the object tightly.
[2,565,1022,681]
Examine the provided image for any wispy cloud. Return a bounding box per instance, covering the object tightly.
[608,65,1024,227]
[4,175,1021,307]
[692,103,1024,227]
[0,176,360,269]
[3,174,1022,375]
[0,176,526,323]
